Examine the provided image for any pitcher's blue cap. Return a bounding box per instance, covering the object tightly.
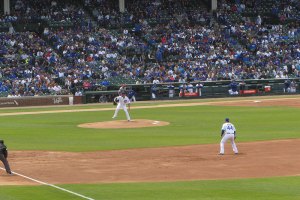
[225,118,230,122]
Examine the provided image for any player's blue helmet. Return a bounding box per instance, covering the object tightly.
[225,118,230,122]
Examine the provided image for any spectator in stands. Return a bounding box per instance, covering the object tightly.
[228,80,239,95]
[256,15,262,26]
[186,82,194,93]
[290,80,297,93]
[283,79,291,93]
[152,77,160,84]
[151,83,158,99]
[75,90,83,96]
[0,0,299,99]
[99,94,108,103]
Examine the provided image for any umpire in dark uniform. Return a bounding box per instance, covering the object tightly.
[0,140,12,174]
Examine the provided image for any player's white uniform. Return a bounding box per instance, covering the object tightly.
[112,95,131,121]
[220,122,238,154]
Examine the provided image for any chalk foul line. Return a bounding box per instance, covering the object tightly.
[0,167,95,200]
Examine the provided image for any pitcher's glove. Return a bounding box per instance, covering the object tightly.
[113,97,119,105]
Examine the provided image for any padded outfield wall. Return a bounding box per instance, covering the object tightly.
[0,78,298,107]
[85,78,300,103]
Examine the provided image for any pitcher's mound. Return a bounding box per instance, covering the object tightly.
[78,119,170,129]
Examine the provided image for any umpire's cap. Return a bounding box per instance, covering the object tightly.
[225,118,230,122]
[0,140,3,144]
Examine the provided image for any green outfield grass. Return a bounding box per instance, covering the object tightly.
[0,176,299,200]
[0,105,299,151]
[0,97,300,200]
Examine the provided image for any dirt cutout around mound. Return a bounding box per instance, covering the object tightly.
[78,119,170,129]
[1,96,300,185]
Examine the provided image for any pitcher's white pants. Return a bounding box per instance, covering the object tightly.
[113,105,131,121]
[220,134,238,154]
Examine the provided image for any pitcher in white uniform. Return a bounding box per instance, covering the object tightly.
[219,118,238,155]
[112,93,131,121]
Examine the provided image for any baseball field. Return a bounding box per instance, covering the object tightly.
[0,95,299,200]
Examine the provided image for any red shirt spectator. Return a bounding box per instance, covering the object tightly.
[83,81,91,90]
[161,36,167,44]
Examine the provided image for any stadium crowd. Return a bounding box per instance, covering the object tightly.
[0,0,299,97]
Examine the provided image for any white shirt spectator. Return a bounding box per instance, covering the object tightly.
[58,71,65,78]
[75,91,83,96]
[51,1,57,6]
[153,78,160,84]
[101,66,108,73]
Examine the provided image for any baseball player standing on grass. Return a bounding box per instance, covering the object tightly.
[219,118,238,155]
[0,140,12,174]
[112,93,131,121]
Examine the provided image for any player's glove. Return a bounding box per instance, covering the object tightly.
[113,97,119,105]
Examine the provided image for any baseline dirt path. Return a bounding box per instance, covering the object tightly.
[1,96,300,185]
[1,139,300,185]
